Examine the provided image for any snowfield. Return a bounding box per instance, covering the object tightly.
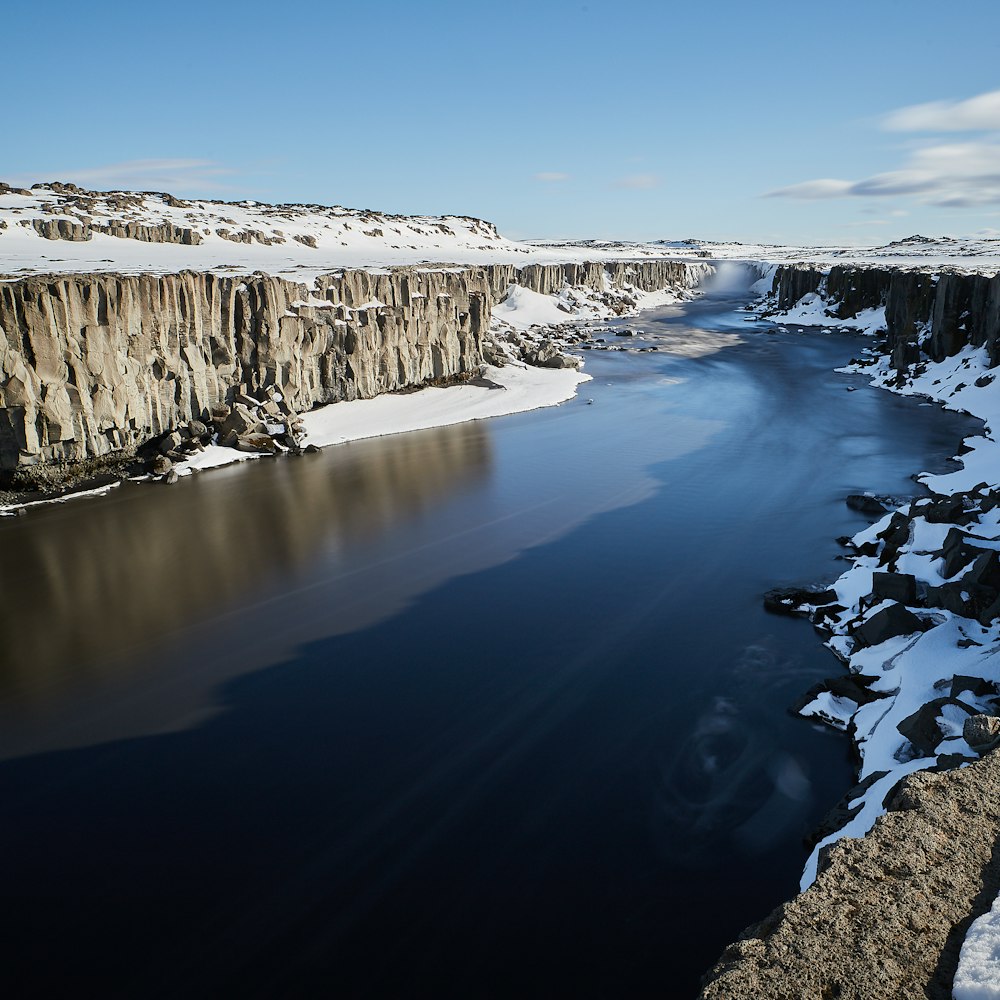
[5,183,1000,279]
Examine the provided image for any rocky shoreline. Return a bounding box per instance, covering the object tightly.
[697,263,1000,997]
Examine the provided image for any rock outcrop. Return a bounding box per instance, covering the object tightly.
[0,260,701,477]
[698,751,1000,1000]
[767,263,1000,370]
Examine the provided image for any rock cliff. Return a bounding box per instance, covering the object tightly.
[0,260,701,477]
[767,263,1000,369]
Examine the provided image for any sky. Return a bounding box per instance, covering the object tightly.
[4,0,1000,245]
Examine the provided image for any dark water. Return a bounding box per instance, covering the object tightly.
[0,272,976,998]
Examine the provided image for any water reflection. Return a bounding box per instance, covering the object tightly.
[0,423,491,705]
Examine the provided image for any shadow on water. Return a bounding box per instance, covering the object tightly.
[0,271,982,998]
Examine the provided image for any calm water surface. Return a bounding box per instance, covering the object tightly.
[0,275,976,997]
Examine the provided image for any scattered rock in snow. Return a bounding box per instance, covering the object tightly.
[964,715,1000,756]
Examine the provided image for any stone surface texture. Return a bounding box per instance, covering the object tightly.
[698,752,1000,1000]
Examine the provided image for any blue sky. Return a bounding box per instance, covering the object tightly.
[5,0,1000,244]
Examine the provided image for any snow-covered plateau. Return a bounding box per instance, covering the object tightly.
[6,181,1000,996]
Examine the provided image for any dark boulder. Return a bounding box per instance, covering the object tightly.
[920,496,967,524]
[852,603,927,648]
[952,675,999,700]
[876,512,912,566]
[763,586,839,616]
[871,572,917,606]
[846,494,890,517]
[965,550,1000,591]
[897,697,978,757]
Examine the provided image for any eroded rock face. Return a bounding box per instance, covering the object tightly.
[0,267,492,470]
[768,264,1000,370]
[0,260,701,474]
[698,752,1000,1000]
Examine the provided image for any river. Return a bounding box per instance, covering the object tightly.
[0,272,976,997]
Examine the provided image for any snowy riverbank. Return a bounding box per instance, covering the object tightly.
[718,273,1000,997]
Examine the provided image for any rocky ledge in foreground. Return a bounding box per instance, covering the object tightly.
[698,749,1000,999]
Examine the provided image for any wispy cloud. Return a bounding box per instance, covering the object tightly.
[884,90,1000,132]
[614,173,661,190]
[765,88,1000,208]
[5,159,237,193]
[765,179,853,199]
[534,171,570,182]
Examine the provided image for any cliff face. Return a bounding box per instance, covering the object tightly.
[769,264,1000,369]
[0,260,700,472]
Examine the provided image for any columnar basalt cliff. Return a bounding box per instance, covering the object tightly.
[768,263,1000,369]
[0,260,700,475]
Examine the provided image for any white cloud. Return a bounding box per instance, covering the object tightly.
[884,89,1000,132]
[534,171,570,182]
[765,88,1000,208]
[614,173,661,190]
[764,178,853,199]
[5,159,237,193]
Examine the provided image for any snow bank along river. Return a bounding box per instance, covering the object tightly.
[0,275,977,997]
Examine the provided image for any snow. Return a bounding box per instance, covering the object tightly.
[763,290,887,336]
[0,479,121,516]
[798,691,857,730]
[493,285,580,329]
[172,362,590,478]
[8,187,1000,283]
[0,185,705,281]
[955,894,1000,1000]
[300,362,590,448]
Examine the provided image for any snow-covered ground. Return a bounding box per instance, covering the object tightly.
[0,184,692,280]
[544,235,1000,275]
[5,184,1000,280]
[955,893,1000,1000]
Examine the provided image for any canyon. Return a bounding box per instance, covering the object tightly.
[5,183,1000,997]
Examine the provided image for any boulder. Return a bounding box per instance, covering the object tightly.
[151,454,172,477]
[763,586,838,616]
[876,512,911,566]
[219,403,258,438]
[158,431,182,454]
[237,433,277,454]
[897,697,978,756]
[846,494,890,516]
[965,550,1000,591]
[964,714,1000,755]
[952,676,999,700]
[979,592,1000,626]
[851,603,927,648]
[924,582,976,617]
[921,496,967,524]
[870,572,917,606]
[187,419,209,439]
